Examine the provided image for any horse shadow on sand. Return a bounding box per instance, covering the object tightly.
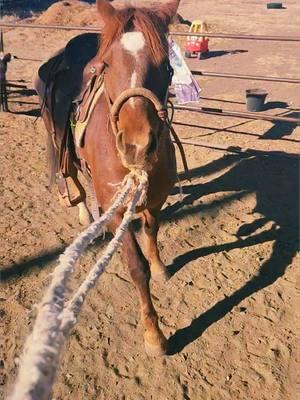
[260,111,300,141]
[0,236,110,281]
[160,151,299,355]
[6,87,40,116]
[2,145,298,358]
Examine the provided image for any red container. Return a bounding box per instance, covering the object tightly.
[185,38,209,59]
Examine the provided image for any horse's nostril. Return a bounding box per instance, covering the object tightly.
[116,130,157,166]
[146,135,157,155]
[116,130,125,152]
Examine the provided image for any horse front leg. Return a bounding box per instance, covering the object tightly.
[141,209,170,282]
[110,214,167,356]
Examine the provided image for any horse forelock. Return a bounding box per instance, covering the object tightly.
[98,6,169,65]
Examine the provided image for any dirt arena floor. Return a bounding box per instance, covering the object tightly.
[1,1,299,399]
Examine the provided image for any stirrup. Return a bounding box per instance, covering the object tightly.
[57,174,82,207]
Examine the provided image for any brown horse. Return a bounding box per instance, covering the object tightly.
[37,0,180,356]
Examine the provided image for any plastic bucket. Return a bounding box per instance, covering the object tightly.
[267,3,283,9]
[245,89,268,112]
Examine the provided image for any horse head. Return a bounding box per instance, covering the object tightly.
[96,0,180,170]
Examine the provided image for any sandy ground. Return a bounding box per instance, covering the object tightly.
[1,1,300,399]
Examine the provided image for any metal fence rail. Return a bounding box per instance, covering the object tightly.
[171,105,300,124]
[0,22,100,31]
[191,70,300,84]
[1,22,300,42]
[170,31,300,42]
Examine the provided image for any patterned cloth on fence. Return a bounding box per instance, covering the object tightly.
[168,38,201,104]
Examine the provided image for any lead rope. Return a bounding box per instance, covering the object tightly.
[9,170,148,400]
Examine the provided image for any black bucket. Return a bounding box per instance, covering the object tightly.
[246,89,268,112]
[267,3,284,9]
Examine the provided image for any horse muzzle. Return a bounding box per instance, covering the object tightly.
[109,87,166,170]
[116,129,159,170]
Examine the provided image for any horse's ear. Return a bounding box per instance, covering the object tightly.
[96,0,117,24]
[156,0,181,29]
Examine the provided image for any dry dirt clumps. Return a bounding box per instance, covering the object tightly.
[36,0,99,26]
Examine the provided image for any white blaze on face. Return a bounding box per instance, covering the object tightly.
[121,32,145,107]
[121,31,145,57]
[130,71,137,89]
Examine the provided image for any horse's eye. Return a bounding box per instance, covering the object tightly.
[103,61,109,68]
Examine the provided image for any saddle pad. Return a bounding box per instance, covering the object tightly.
[74,72,105,147]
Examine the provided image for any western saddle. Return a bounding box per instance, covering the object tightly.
[35,33,105,207]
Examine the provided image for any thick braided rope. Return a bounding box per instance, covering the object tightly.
[9,171,148,400]
[60,171,148,335]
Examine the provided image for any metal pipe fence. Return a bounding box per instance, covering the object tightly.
[0,22,101,31]
[191,70,300,84]
[170,31,300,42]
[1,22,300,42]
[171,105,300,124]
[1,21,300,125]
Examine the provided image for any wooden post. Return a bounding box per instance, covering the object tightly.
[0,52,11,112]
[0,29,11,112]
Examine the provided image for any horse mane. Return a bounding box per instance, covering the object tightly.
[98,6,170,65]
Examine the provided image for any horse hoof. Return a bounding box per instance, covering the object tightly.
[79,213,93,226]
[144,331,167,356]
[145,340,167,357]
[151,269,170,283]
[78,203,93,226]
[150,261,170,282]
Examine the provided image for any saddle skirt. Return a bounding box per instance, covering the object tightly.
[35,33,105,176]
